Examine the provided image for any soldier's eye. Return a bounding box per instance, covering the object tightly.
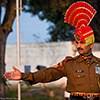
[80,41,85,44]
[76,41,78,44]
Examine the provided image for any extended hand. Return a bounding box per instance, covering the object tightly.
[4,66,21,80]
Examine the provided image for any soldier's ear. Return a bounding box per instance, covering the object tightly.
[90,43,94,49]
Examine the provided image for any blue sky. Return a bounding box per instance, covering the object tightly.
[2,7,51,44]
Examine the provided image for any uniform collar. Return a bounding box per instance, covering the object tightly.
[91,54,99,63]
[77,54,99,63]
[77,55,85,63]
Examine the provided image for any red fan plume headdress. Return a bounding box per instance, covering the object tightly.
[64,1,96,46]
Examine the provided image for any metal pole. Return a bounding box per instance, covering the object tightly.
[21,32,23,44]
[16,0,20,66]
[20,0,23,14]
[16,0,21,100]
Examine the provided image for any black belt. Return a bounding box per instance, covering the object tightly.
[70,95,99,100]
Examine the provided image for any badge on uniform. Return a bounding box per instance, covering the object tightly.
[75,70,84,73]
[95,65,100,74]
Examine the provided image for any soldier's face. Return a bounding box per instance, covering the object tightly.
[76,41,93,55]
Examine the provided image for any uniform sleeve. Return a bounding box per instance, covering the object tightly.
[21,72,35,85]
[21,56,73,85]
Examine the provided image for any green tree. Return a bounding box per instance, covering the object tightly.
[23,0,75,41]
[0,0,16,98]
[0,0,28,97]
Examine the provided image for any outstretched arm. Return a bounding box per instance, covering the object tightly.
[4,59,67,84]
[4,66,21,80]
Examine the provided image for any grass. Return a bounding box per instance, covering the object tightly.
[6,86,65,100]
[22,95,51,100]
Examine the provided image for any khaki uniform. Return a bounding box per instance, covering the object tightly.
[21,54,100,93]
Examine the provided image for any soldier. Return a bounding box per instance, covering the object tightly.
[4,1,100,100]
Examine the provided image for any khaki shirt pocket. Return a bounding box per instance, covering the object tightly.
[73,72,86,85]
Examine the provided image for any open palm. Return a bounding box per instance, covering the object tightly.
[4,66,21,80]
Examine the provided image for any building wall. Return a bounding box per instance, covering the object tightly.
[5,41,75,72]
[5,41,100,88]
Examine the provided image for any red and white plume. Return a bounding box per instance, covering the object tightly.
[64,1,96,28]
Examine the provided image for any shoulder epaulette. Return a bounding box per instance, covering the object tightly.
[64,56,73,62]
[96,57,100,62]
[92,55,100,62]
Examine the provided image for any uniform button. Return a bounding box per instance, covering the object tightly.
[78,75,80,77]
[90,75,91,77]
[91,85,92,87]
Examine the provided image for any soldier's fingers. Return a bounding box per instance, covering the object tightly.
[12,66,18,71]
[4,73,12,78]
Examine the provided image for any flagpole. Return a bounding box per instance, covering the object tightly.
[16,0,21,100]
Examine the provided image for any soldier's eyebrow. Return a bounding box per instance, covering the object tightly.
[80,41,85,43]
[75,41,85,44]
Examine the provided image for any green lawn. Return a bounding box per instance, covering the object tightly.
[6,87,65,100]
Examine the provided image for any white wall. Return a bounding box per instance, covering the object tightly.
[5,41,75,72]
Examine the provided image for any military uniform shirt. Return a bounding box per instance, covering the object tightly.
[21,54,100,93]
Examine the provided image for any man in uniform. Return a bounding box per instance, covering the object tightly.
[4,1,100,100]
